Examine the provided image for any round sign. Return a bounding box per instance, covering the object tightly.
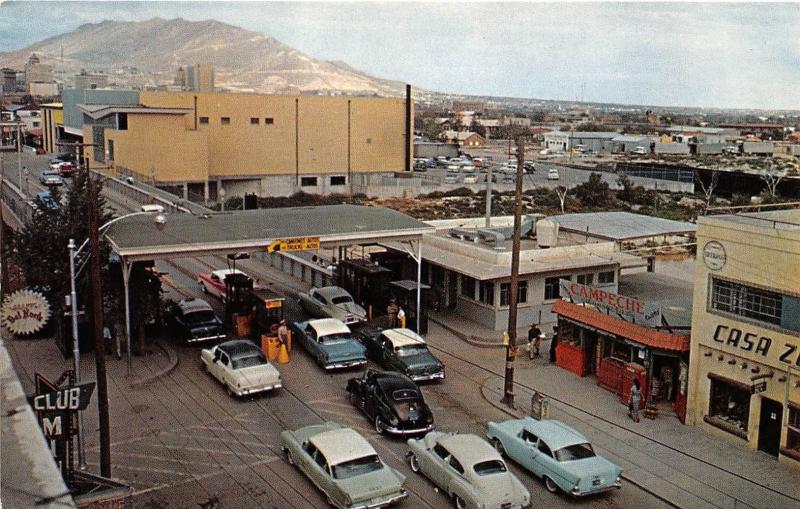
[1,290,51,335]
[702,241,727,271]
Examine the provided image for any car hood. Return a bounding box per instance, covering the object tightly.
[321,340,366,361]
[232,364,281,387]
[398,352,441,372]
[472,473,528,506]
[336,466,405,504]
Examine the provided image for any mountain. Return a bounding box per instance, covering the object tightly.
[0,17,408,95]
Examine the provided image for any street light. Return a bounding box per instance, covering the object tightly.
[67,210,166,470]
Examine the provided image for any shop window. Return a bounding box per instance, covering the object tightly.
[544,277,565,300]
[330,176,346,186]
[710,277,783,327]
[264,117,274,125]
[479,281,494,306]
[500,281,528,306]
[598,271,615,284]
[220,117,231,125]
[786,406,800,457]
[707,376,750,436]
[199,116,209,124]
[577,273,594,285]
[300,177,318,187]
[603,339,631,362]
[250,117,260,125]
[461,276,476,299]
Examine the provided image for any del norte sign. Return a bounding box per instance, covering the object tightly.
[560,280,661,327]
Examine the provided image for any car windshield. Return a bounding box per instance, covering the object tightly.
[391,389,419,401]
[331,295,353,305]
[332,454,383,480]
[319,332,352,344]
[395,344,428,357]
[473,460,507,476]
[231,354,266,369]
[555,443,596,462]
[183,310,216,325]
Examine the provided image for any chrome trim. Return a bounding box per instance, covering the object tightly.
[409,371,445,382]
[383,423,434,436]
[325,359,368,370]
[571,481,622,496]
[233,382,282,396]
[350,490,408,509]
[186,333,226,344]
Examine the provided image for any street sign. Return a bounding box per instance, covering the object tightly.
[267,236,320,253]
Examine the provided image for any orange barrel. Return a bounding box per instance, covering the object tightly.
[261,334,272,358]
[267,337,280,361]
[286,330,292,352]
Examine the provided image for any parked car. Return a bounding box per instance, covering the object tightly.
[197,268,260,300]
[292,318,367,370]
[140,204,166,213]
[165,297,225,344]
[486,417,622,496]
[200,339,282,397]
[346,369,434,436]
[426,158,437,168]
[631,146,647,155]
[463,175,478,184]
[407,431,530,509]
[298,286,367,325]
[34,191,60,211]
[39,170,64,187]
[547,168,560,180]
[444,174,459,184]
[358,328,445,382]
[50,161,75,177]
[281,422,407,509]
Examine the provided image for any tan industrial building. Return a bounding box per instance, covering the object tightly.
[40,103,64,154]
[687,209,800,468]
[81,90,412,199]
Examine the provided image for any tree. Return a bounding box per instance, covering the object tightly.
[554,186,568,213]
[470,119,486,138]
[695,170,720,209]
[574,173,615,208]
[760,167,788,201]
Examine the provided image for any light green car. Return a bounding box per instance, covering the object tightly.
[280,422,408,509]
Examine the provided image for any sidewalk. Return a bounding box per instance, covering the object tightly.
[429,314,800,509]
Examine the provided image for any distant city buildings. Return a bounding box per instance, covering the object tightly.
[24,53,57,95]
[175,64,214,92]
[74,70,109,90]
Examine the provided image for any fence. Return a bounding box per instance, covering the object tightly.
[1,178,33,227]
[93,168,212,215]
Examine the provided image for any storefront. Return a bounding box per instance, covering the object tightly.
[688,210,800,468]
[552,281,691,421]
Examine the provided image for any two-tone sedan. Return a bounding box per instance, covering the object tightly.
[358,328,444,382]
[407,431,530,509]
[200,340,282,397]
[299,286,367,325]
[197,268,260,300]
[281,422,407,509]
[165,298,225,344]
[346,369,434,436]
[292,318,367,370]
[486,417,621,497]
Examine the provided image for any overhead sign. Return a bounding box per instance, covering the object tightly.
[267,236,320,253]
[560,280,662,327]
[702,241,727,271]
[752,382,767,394]
[1,289,51,335]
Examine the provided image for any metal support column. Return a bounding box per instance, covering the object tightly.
[123,260,133,377]
[416,240,422,333]
[68,239,87,470]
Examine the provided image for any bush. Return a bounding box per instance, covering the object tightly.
[730,193,751,207]
[442,187,474,197]
[574,173,615,208]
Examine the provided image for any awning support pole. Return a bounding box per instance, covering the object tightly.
[123,260,133,377]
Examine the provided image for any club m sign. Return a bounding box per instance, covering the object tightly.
[560,280,662,327]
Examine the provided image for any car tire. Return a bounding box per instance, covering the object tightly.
[545,476,560,494]
[453,494,467,509]
[491,438,506,457]
[374,416,386,435]
[285,449,295,466]
[408,453,420,473]
[226,385,235,397]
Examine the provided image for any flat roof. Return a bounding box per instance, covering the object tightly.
[618,272,693,328]
[77,104,191,119]
[105,205,434,261]
[700,209,800,232]
[552,212,696,241]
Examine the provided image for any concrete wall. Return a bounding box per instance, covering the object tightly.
[654,142,691,154]
[742,141,775,154]
[414,143,459,159]
[695,143,724,155]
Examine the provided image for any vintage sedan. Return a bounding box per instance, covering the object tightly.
[299,286,367,325]
[200,340,282,397]
[292,318,367,370]
[407,431,530,509]
[486,417,621,496]
[197,268,260,300]
[358,328,444,382]
[165,298,225,344]
[281,422,407,509]
[346,369,434,436]
[39,170,64,187]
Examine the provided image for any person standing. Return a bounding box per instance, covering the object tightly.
[386,298,399,328]
[528,324,542,359]
[629,378,642,422]
[548,327,558,363]
[277,319,289,346]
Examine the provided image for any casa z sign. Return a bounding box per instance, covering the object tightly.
[33,371,94,484]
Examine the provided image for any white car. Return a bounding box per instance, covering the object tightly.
[631,146,647,155]
[547,168,560,180]
[298,286,367,325]
[463,175,478,184]
[140,204,166,213]
[201,340,282,397]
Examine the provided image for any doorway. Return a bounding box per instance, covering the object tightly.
[758,398,783,457]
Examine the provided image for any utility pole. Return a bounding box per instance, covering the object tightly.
[0,153,8,295]
[16,123,23,196]
[485,163,493,228]
[87,169,111,477]
[502,138,524,408]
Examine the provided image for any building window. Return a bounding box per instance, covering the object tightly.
[500,281,528,306]
[544,277,564,300]
[199,116,209,124]
[786,406,800,456]
[710,277,783,326]
[577,273,594,285]
[479,281,494,306]
[300,176,318,187]
[220,117,231,125]
[264,117,274,125]
[250,117,260,125]
[706,376,750,436]
[461,276,476,299]
[32,121,40,128]
[330,176,346,186]
[598,271,615,284]
[117,113,128,131]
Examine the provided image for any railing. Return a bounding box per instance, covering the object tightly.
[92,168,212,215]
[1,178,33,227]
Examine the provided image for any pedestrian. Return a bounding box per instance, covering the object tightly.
[549,328,558,363]
[397,307,406,328]
[527,323,542,359]
[277,319,289,346]
[628,378,642,422]
[387,298,399,328]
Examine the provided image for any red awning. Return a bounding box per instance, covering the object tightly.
[552,299,689,352]
[28,129,42,137]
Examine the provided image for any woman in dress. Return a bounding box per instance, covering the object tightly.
[629,378,642,422]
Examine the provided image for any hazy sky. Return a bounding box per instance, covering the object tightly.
[1,1,798,110]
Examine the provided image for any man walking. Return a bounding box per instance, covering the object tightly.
[387,298,399,328]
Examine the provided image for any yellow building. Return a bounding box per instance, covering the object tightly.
[687,209,800,468]
[40,103,63,154]
[80,90,412,198]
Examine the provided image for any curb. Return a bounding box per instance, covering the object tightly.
[428,316,505,349]
[479,376,526,419]
[130,340,179,388]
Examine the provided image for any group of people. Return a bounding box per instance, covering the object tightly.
[526,323,557,362]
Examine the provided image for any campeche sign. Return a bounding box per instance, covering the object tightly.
[560,280,662,327]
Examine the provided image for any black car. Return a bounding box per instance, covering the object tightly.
[165,298,226,344]
[346,369,434,436]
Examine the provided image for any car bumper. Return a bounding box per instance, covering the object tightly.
[186,333,226,344]
[350,490,408,509]
[383,423,434,436]
[409,371,445,382]
[232,382,282,396]
[571,481,622,497]
[324,359,367,370]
